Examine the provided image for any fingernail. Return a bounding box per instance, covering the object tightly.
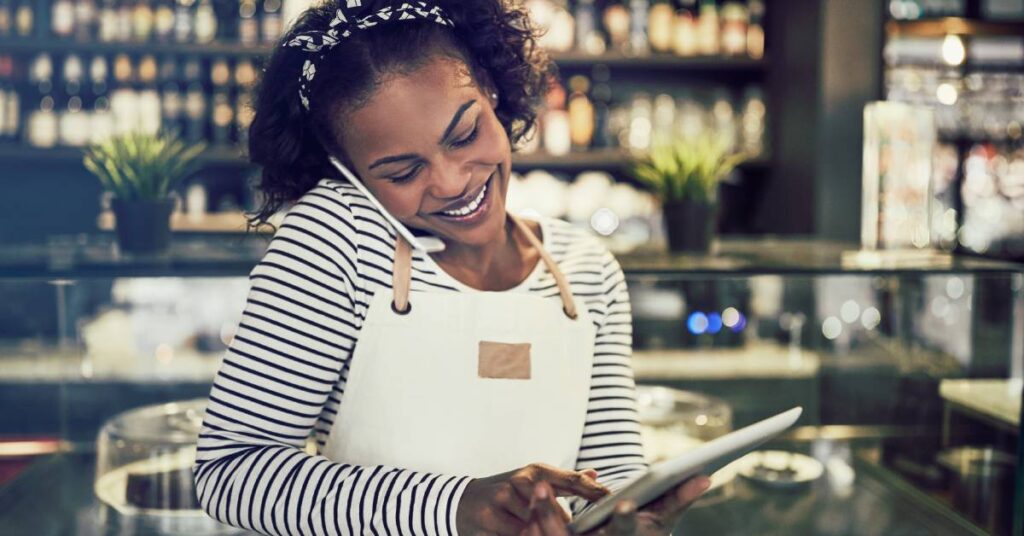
[699,477,711,491]
[536,484,548,500]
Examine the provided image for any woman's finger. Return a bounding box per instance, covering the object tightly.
[496,483,532,521]
[530,482,571,536]
[534,465,609,500]
[645,475,711,518]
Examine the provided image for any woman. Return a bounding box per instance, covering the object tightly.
[193,1,708,534]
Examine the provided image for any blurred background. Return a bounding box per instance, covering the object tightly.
[0,1,1022,535]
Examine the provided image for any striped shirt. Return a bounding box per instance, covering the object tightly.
[193,179,648,535]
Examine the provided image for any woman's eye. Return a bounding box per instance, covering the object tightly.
[451,124,479,148]
[389,165,421,184]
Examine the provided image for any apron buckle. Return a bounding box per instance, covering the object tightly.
[391,300,412,315]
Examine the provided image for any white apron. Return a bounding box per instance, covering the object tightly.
[323,215,595,481]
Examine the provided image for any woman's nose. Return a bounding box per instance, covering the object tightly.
[426,159,473,200]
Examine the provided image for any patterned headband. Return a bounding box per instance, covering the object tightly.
[285,0,454,111]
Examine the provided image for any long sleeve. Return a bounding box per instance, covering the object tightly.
[192,187,471,536]
[569,252,649,517]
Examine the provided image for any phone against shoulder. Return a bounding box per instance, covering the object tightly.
[327,156,446,253]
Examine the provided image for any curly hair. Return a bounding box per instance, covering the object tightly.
[247,0,553,229]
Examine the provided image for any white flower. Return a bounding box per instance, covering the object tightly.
[302,60,316,80]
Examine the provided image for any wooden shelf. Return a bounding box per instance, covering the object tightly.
[551,52,768,72]
[886,17,1024,38]
[0,38,269,57]
[97,210,267,234]
[0,145,253,166]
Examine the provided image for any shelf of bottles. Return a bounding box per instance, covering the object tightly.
[883,0,1024,259]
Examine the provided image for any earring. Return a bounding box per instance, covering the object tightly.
[491,92,498,101]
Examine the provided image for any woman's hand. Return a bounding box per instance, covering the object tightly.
[457,463,610,536]
[521,476,711,535]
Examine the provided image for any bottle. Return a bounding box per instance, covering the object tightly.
[710,88,736,152]
[59,55,91,146]
[110,53,137,134]
[174,0,194,43]
[740,86,766,156]
[98,0,117,42]
[648,0,674,53]
[88,55,114,143]
[132,0,154,41]
[74,0,98,41]
[194,0,217,43]
[0,56,16,143]
[137,54,160,133]
[238,0,258,45]
[153,0,175,42]
[591,64,613,148]
[673,0,699,56]
[542,79,570,156]
[261,0,282,43]
[234,58,257,146]
[697,0,720,55]
[52,0,76,38]
[115,0,133,41]
[0,1,11,38]
[182,57,206,142]
[574,0,604,55]
[159,56,183,135]
[747,0,765,60]
[567,75,594,151]
[210,57,232,144]
[603,1,630,53]
[14,0,34,37]
[720,0,747,56]
[26,54,58,148]
[628,0,649,55]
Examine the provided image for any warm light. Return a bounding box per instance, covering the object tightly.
[936,83,958,105]
[941,34,966,66]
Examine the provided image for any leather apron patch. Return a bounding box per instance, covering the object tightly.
[478,341,532,379]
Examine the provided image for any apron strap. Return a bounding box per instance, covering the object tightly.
[391,216,579,320]
[392,236,413,314]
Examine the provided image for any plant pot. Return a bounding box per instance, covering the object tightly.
[662,200,716,253]
[111,198,175,254]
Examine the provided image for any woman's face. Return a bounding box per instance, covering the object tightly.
[334,56,513,249]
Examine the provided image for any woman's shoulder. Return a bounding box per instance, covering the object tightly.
[534,216,619,273]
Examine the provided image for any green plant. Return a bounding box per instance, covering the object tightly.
[83,132,205,201]
[632,133,750,204]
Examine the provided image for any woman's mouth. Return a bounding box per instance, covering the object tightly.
[433,173,494,224]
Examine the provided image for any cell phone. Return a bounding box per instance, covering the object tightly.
[327,156,446,253]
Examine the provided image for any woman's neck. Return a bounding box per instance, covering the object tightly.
[431,217,540,291]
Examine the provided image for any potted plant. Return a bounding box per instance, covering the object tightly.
[632,133,749,253]
[84,132,204,254]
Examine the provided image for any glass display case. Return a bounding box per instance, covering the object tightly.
[0,234,1020,535]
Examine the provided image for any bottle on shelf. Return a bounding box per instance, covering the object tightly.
[0,1,11,38]
[174,0,194,43]
[158,55,183,136]
[137,54,161,134]
[74,0,99,41]
[720,0,748,56]
[542,78,571,156]
[132,0,155,42]
[59,54,91,146]
[648,0,674,53]
[673,0,699,57]
[98,0,117,42]
[628,0,650,55]
[153,0,176,42]
[747,0,765,60]
[88,55,114,144]
[116,0,133,42]
[51,0,76,38]
[591,64,613,148]
[110,53,138,135]
[710,88,737,151]
[262,0,283,44]
[238,0,258,45]
[234,57,257,147]
[194,0,217,43]
[26,54,58,148]
[0,55,20,143]
[697,0,720,56]
[14,0,34,38]
[603,1,630,53]
[182,57,207,143]
[567,75,595,151]
[574,0,604,55]
[740,85,766,156]
[210,56,233,145]
[652,92,675,142]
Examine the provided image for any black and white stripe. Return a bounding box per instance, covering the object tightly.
[194,179,648,535]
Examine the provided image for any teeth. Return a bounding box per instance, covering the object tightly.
[441,182,488,217]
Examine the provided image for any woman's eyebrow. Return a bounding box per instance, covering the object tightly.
[367,99,477,171]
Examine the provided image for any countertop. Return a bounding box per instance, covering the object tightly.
[1,235,1020,279]
[940,378,1023,431]
[0,447,985,536]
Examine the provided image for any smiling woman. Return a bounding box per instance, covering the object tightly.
[191,2,708,535]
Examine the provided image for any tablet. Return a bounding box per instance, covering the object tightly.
[569,407,803,534]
